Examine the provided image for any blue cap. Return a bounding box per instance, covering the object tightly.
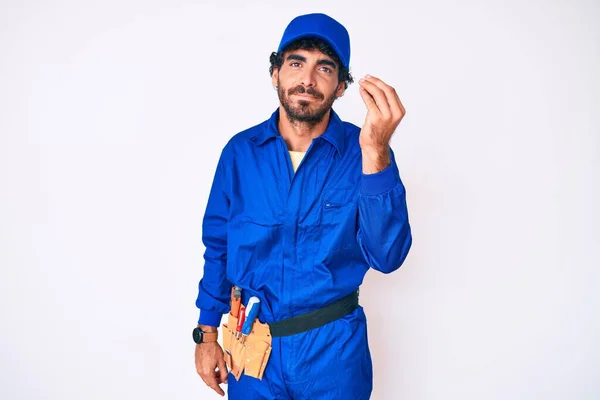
[277,13,350,69]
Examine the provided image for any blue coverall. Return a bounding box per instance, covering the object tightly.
[196,108,412,399]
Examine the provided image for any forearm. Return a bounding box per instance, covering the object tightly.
[358,192,412,273]
[357,150,412,273]
[196,260,230,326]
[198,324,218,332]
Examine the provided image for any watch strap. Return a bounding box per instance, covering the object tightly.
[201,331,218,343]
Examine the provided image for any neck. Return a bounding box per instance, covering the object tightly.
[277,106,331,152]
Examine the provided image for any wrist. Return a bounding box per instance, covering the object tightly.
[360,144,388,155]
[361,146,391,174]
[193,325,219,344]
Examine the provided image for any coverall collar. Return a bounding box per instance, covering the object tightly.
[252,108,346,158]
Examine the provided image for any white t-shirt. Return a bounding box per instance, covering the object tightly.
[289,151,306,173]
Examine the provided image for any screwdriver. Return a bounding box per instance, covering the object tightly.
[235,305,246,340]
[241,297,261,344]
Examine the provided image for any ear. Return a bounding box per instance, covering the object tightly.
[335,81,346,98]
[271,68,279,88]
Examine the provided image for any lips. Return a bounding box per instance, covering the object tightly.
[288,86,324,100]
[293,93,317,99]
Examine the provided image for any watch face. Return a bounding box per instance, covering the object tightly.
[193,328,203,344]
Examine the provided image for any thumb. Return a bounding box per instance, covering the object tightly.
[359,85,378,115]
[217,355,228,384]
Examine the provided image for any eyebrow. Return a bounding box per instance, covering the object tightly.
[285,54,338,70]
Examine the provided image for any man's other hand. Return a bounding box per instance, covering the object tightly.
[195,330,228,397]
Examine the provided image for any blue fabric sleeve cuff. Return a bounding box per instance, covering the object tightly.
[360,162,401,196]
[198,309,223,327]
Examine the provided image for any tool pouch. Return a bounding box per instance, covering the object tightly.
[222,313,272,381]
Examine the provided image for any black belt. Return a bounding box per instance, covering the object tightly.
[268,290,359,337]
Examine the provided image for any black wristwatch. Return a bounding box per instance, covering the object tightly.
[192,327,218,344]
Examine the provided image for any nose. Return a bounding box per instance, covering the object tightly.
[300,68,317,87]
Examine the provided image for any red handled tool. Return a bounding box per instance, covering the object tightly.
[235,305,246,340]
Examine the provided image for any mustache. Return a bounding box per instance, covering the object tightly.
[288,85,324,100]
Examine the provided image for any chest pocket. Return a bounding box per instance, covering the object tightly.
[320,188,357,227]
[319,188,358,253]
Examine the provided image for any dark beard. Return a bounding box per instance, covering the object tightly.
[277,80,337,127]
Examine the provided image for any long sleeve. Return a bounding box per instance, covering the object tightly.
[357,149,412,274]
[195,150,231,327]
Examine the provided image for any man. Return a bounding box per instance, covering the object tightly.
[193,13,412,399]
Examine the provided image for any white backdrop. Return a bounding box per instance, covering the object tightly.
[1,0,599,399]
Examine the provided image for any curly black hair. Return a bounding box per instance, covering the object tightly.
[269,38,354,89]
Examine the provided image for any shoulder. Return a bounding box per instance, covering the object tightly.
[219,117,271,159]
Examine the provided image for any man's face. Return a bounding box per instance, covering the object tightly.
[272,49,345,125]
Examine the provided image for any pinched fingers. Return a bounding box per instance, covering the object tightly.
[362,75,405,121]
[358,84,378,114]
[359,77,391,118]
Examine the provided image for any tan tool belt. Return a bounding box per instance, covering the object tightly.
[222,312,273,381]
